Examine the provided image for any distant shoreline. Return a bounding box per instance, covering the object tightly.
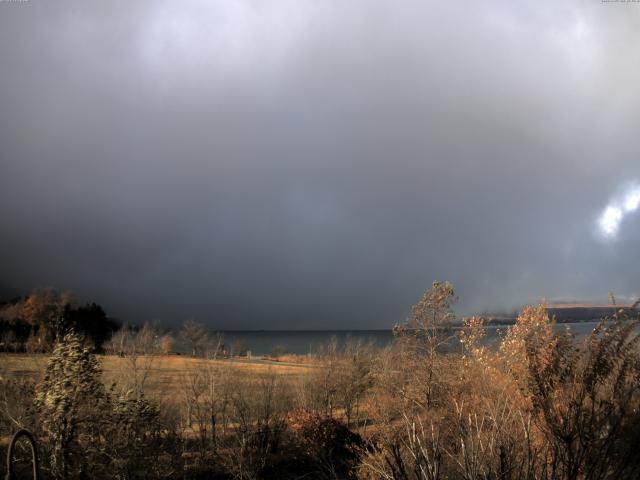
[220,306,631,331]
[485,305,631,326]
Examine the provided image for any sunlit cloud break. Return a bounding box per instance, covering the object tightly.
[598,183,640,239]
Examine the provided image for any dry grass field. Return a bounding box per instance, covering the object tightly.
[0,353,316,400]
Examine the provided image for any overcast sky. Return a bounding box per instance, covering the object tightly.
[1,1,639,328]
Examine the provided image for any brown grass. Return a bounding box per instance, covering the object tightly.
[0,353,314,399]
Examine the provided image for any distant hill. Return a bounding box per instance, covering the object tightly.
[547,304,631,322]
[484,304,633,326]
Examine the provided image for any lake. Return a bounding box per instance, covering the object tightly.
[217,322,603,356]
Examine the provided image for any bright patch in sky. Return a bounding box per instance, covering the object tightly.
[598,183,640,239]
[138,0,311,78]
[625,189,640,212]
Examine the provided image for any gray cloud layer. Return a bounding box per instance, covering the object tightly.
[1,1,639,328]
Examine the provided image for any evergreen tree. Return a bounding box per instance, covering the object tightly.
[34,332,108,479]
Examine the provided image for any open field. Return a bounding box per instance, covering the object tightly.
[0,353,316,399]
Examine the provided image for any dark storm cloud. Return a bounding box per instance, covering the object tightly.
[1,1,639,328]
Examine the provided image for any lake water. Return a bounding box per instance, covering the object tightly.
[217,322,602,356]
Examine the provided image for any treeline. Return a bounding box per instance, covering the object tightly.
[0,288,119,352]
[1,281,640,479]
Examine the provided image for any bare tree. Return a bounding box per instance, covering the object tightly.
[180,335,230,455]
[180,319,209,357]
[393,281,457,408]
[108,322,160,398]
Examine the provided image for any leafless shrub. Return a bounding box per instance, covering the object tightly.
[287,409,364,479]
[359,412,444,480]
[104,389,183,479]
[220,371,290,479]
[0,376,37,439]
[294,338,375,428]
[522,307,640,480]
[180,338,231,455]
